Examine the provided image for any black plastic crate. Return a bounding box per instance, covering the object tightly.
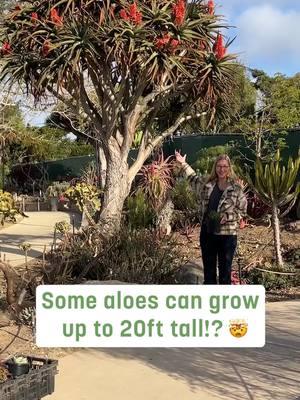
[0,356,58,400]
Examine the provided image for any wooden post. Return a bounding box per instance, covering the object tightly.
[37,197,40,212]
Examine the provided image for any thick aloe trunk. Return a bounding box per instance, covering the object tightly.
[98,141,131,235]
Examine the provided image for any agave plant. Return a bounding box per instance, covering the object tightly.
[245,151,300,267]
[0,0,237,234]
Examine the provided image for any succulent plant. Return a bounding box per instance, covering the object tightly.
[12,356,29,365]
[64,183,101,213]
[55,221,71,234]
[19,242,32,252]
[18,306,36,329]
[0,365,10,383]
[45,182,70,198]
[0,190,22,225]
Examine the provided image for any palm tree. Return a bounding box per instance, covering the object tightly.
[246,151,300,266]
[0,0,237,233]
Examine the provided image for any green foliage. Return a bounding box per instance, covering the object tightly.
[0,189,21,224]
[64,182,101,212]
[55,220,71,234]
[192,145,233,175]
[12,126,92,164]
[254,71,300,130]
[45,181,69,198]
[126,189,154,230]
[171,178,198,211]
[223,70,300,134]
[245,264,299,290]
[0,103,92,171]
[132,130,143,149]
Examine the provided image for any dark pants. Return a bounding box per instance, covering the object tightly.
[200,229,237,285]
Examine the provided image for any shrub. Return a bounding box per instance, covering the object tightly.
[171,178,198,211]
[126,190,155,230]
[44,226,183,284]
[64,182,101,213]
[192,145,233,175]
[245,263,299,290]
[93,228,183,283]
[0,190,21,224]
[45,181,69,198]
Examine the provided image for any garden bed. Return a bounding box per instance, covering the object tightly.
[0,223,299,358]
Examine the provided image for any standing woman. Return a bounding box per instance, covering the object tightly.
[175,151,247,285]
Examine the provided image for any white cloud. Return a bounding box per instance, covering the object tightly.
[228,5,300,74]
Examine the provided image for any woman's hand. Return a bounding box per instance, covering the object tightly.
[236,178,247,189]
[175,150,187,165]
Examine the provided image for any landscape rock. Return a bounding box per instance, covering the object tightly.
[175,260,204,284]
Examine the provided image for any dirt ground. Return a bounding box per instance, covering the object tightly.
[0,223,299,361]
[175,222,300,264]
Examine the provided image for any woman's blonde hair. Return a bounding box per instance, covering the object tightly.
[206,154,236,183]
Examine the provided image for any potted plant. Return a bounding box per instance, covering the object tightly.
[64,182,101,227]
[0,355,59,399]
[207,211,221,233]
[6,356,29,378]
[45,182,69,211]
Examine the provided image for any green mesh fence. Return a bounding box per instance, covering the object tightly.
[9,130,300,188]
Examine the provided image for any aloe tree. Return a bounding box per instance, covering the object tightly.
[246,152,300,267]
[0,0,236,232]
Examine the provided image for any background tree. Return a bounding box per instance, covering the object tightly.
[227,70,300,163]
[0,102,92,188]
[0,0,237,231]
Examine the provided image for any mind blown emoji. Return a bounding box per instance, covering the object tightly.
[229,320,248,338]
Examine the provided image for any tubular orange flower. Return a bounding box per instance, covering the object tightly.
[208,0,214,15]
[213,33,226,60]
[170,39,180,47]
[31,12,39,23]
[173,0,185,26]
[42,40,51,57]
[120,9,129,20]
[129,2,142,25]
[134,11,142,24]
[129,2,137,18]
[50,8,63,27]
[155,33,171,49]
[1,41,11,55]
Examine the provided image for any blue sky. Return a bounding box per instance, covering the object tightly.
[26,0,300,126]
[220,0,300,77]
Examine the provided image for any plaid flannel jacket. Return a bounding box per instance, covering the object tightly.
[182,163,247,235]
